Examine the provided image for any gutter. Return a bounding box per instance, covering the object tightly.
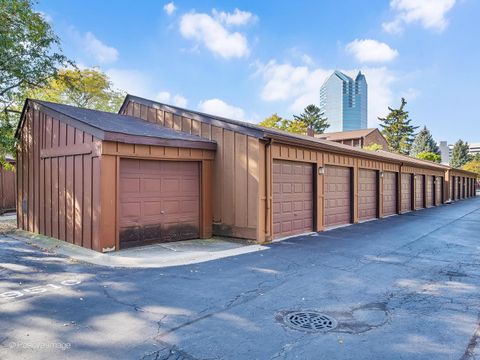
[264,138,273,239]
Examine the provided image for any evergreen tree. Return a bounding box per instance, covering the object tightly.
[293,104,330,134]
[450,140,472,168]
[378,98,418,155]
[410,126,440,156]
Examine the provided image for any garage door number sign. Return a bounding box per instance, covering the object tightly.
[0,279,82,301]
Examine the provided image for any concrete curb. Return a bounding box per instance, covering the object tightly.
[6,230,268,269]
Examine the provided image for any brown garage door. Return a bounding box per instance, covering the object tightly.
[325,166,351,227]
[435,177,442,205]
[457,177,461,200]
[415,175,424,209]
[119,159,200,248]
[358,169,378,221]
[426,176,434,207]
[452,177,457,200]
[272,160,313,238]
[401,173,412,212]
[383,172,397,216]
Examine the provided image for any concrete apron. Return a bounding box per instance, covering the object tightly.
[6,230,268,268]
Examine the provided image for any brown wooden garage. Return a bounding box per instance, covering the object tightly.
[415,175,424,209]
[358,169,378,221]
[401,173,412,213]
[383,171,397,216]
[425,176,434,207]
[324,165,351,227]
[15,100,216,251]
[119,159,201,248]
[272,160,313,238]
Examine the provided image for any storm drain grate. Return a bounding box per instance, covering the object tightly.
[281,311,337,333]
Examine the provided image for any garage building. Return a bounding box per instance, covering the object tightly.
[16,97,477,251]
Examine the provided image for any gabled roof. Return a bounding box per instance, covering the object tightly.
[315,128,380,141]
[16,100,216,150]
[120,95,452,171]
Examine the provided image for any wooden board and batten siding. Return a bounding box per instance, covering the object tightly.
[121,100,262,241]
[16,104,103,250]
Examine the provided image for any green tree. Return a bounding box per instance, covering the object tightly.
[450,140,471,168]
[462,160,480,179]
[25,68,125,112]
[0,0,70,165]
[378,98,418,155]
[363,143,383,152]
[293,104,329,134]
[416,152,441,163]
[410,126,440,156]
[259,113,307,134]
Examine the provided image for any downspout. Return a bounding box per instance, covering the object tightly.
[265,138,273,239]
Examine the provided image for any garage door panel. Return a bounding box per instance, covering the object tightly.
[435,177,442,205]
[119,159,200,249]
[401,173,412,212]
[383,172,397,216]
[325,166,351,227]
[273,160,313,239]
[426,176,434,207]
[415,175,424,209]
[358,169,378,221]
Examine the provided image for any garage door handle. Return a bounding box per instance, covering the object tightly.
[161,211,165,214]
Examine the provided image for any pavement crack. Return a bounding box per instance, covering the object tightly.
[460,313,480,360]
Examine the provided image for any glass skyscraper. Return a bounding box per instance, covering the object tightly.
[319,70,367,132]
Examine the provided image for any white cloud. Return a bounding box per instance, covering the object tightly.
[383,0,456,33]
[212,8,257,26]
[198,98,245,120]
[346,39,399,63]
[106,68,151,96]
[255,59,398,126]
[163,2,176,16]
[400,87,421,100]
[83,32,119,64]
[179,12,250,59]
[156,91,188,107]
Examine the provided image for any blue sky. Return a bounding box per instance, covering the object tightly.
[37,0,479,144]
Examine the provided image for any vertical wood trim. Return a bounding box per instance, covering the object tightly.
[352,160,359,223]
[257,142,266,242]
[100,155,117,251]
[247,137,259,229]
[200,160,213,238]
[27,113,34,231]
[378,171,384,218]
[211,126,223,223]
[223,130,235,225]
[115,156,120,250]
[91,155,101,251]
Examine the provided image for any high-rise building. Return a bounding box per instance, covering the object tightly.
[319,70,367,132]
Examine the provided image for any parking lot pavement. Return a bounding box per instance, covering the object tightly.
[1,198,480,360]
